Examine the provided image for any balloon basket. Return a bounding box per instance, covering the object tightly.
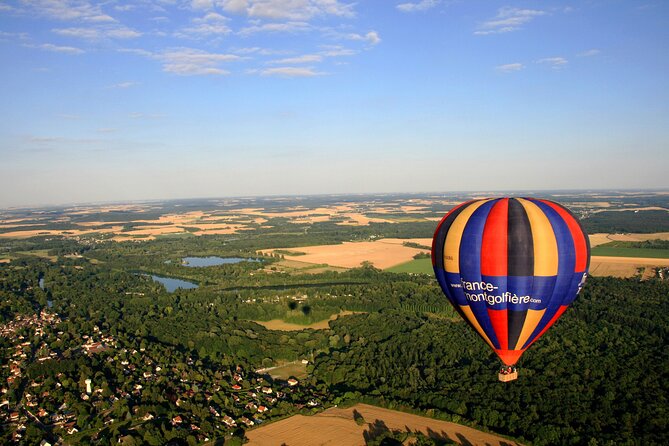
[498,371,518,382]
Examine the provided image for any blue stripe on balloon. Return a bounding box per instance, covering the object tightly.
[459,199,500,349]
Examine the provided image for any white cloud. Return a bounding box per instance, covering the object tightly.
[176,12,232,37]
[233,46,292,56]
[268,54,322,64]
[397,0,440,13]
[475,7,545,35]
[239,21,312,35]
[107,81,138,89]
[496,63,524,73]
[157,48,240,76]
[191,0,215,9]
[320,45,357,57]
[121,47,240,76]
[345,30,381,45]
[114,5,136,12]
[0,31,30,41]
[538,57,568,69]
[53,25,141,40]
[260,66,324,77]
[578,49,600,57]
[221,0,355,21]
[25,43,85,54]
[20,0,116,23]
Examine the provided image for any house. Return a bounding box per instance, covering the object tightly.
[287,378,299,386]
[261,387,272,394]
[231,384,241,391]
[143,413,154,421]
[222,415,236,427]
[257,406,268,413]
[240,416,254,427]
[172,415,183,425]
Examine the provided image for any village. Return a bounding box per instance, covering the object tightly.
[0,307,323,445]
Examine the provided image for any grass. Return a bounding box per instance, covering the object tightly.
[591,244,669,259]
[385,258,433,274]
[267,361,308,380]
[15,249,58,261]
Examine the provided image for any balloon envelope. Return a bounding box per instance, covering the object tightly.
[432,198,590,365]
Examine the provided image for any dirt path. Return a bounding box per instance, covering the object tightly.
[246,403,522,446]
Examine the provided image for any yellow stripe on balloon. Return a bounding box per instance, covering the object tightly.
[443,199,491,273]
[460,306,495,349]
[517,198,558,276]
[512,309,545,350]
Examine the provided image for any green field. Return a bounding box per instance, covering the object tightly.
[386,258,433,274]
[592,243,669,259]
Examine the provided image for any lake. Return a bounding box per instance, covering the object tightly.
[148,275,199,293]
[181,256,258,267]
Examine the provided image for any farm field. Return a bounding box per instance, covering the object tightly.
[261,238,431,269]
[591,245,669,259]
[245,403,522,446]
[589,256,669,278]
[265,259,349,275]
[588,232,669,247]
[386,257,433,274]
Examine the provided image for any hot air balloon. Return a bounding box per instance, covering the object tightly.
[431,198,590,381]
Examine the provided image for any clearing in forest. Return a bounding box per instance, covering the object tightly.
[253,311,359,331]
[245,403,522,446]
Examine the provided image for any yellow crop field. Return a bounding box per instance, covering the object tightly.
[261,238,430,269]
[246,403,522,446]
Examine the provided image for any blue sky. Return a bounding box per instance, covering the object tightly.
[0,0,667,207]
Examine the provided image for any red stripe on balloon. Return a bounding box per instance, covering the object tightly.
[480,198,508,276]
[487,308,508,350]
[537,199,588,272]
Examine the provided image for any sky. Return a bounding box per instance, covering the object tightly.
[0,0,668,208]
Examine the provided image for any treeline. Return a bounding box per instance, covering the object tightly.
[582,210,669,233]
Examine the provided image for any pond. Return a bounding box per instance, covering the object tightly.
[148,275,199,293]
[39,277,45,290]
[181,256,258,267]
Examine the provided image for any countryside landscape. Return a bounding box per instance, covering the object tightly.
[2,0,668,444]
[1,190,668,445]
